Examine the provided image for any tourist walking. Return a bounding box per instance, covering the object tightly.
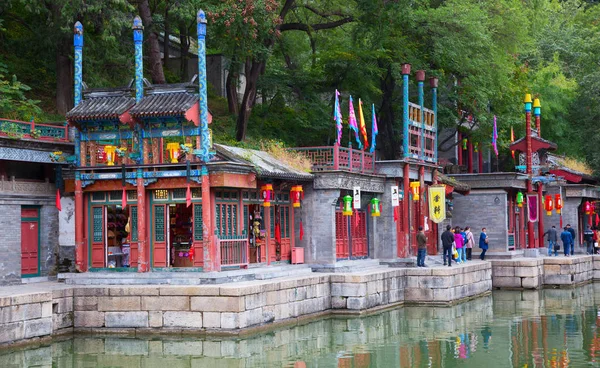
[543,226,558,257]
[561,226,572,257]
[416,226,427,267]
[441,225,454,267]
[479,228,488,260]
[454,226,465,264]
[566,224,576,255]
[584,225,594,255]
[465,226,475,260]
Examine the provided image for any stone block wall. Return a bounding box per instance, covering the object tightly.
[491,259,543,289]
[543,256,593,285]
[330,269,406,311]
[0,291,55,345]
[404,262,492,304]
[0,204,21,284]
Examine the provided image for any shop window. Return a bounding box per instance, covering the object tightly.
[155,207,165,241]
[194,204,203,241]
[130,207,138,242]
[127,191,137,201]
[91,192,105,202]
[215,203,238,237]
[93,207,103,242]
[154,189,169,201]
[192,188,202,199]
[242,191,249,200]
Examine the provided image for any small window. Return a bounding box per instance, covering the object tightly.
[223,191,230,199]
[127,191,137,201]
[91,192,105,202]
[192,188,202,199]
[109,191,121,201]
[172,188,186,200]
[154,190,169,201]
[242,191,249,199]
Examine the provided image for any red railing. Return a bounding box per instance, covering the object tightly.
[219,235,249,268]
[291,145,376,174]
[0,119,69,142]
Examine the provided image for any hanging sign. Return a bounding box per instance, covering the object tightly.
[353,187,361,209]
[428,185,446,223]
[527,193,538,223]
[391,186,400,207]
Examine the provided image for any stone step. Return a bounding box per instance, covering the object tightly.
[311,259,382,273]
[254,267,313,280]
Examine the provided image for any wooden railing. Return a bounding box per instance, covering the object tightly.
[0,177,55,195]
[219,235,249,268]
[0,119,69,142]
[408,102,435,127]
[291,145,376,174]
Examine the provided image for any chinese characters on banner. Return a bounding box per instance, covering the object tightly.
[428,186,446,223]
[391,186,399,207]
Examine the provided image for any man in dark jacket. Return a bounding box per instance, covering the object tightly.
[584,225,594,255]
[566,224,576,255]
[441,225,454,267]
[416,226,427,267]
[561,227,573,257]
[543,226,558,257]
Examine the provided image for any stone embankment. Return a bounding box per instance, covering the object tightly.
[0,262,490,347]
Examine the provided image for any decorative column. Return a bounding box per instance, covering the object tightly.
[197,10,218,271]
[73,22,85,272]
[534,98,541,136]
[133,16,144,163]
[430,77,438,163]
[401,163,410,258]
[416,70,425,160]
[467,140,474,173]
[534,98,544,248]
[419,165,425,230]
[524,94,536,249]
[136,169,148,272]
[402,64,411,159]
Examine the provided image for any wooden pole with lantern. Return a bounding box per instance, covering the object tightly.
[524,94,536,249]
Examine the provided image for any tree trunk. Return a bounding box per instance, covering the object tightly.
[179,22,190,80]
[377,62,400,160]
[163,6,171,72]
[55,42,72,114]
[226,62,239,115]
[138,0,166,84]
[235,59,264,141]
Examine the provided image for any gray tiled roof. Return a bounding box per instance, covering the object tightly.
[66,93,135,121]
[129,91,198,118]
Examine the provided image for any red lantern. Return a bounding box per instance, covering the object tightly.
[544,195,554,216]
[290,185,304,208]
[585,201,592,215]
[555,194,563,214]
[261,184,273,207]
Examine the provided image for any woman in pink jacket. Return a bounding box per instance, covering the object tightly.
[454,226,465,264]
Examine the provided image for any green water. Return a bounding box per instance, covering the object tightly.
[4,285,600,368]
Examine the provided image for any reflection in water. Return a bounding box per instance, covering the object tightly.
[3,284,600,367]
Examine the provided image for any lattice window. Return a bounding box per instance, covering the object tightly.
[93,207,103,242]
[243,205,249,235]
[127,191,137,201]
[172,188,186,200]
[109,191,121,201]
[215,203,238,237]
[192,188,202,199]
[91,192,105,202]
[130,206,138,242]
[154,190,169,201]
[194,204,203,241]
[280,206,290,238]
[270,207,275,235]
[155,207,165,242]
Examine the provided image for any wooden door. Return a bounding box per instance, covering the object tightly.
[153,204,168,267]
[128,205,139,268]
[91,206,105,268]
[350,211,368,258]
[21,207,39,276]
[335,211,349,259]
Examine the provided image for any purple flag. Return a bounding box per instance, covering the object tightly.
[370,104,378,153]
[348,96,362,149]
[492,115,499,157]
[334,90,343,145]
[527,193,538,223]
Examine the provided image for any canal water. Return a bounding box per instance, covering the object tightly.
[3,284,600,367]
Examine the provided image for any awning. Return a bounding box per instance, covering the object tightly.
[435,170,470,195]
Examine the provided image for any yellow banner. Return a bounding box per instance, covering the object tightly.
[428,186,446,224]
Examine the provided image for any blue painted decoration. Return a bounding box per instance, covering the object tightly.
[418,80,424,160]
[432,84,438,163]
[73,22,83,167]
[133,16,144,163]
[402,74,409,159]
[197,10,211,162]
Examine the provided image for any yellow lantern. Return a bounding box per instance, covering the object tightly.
[166,143,181,163]
[104,145,117,166]
[409,182,421,201]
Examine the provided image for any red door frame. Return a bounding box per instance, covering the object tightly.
[152,204,168,267]
[336,210,368,259]
[21,207,40,277]
[90,205,105,268]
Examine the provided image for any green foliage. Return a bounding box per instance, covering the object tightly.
[0,63,41,120]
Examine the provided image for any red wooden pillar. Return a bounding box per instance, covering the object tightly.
[333,144,340,170]
[401,163,410,258]
[419,166,425,228]
[265,202,271,265]
[457,132,463,165]
[136,174,148,272]
[202,169,219,271]
[74,179,86,272]
[290,201,296,250]
[467,140,473,173]
[537,183,544,248]
[519,201,526,249]
[525,95,536,249]
[478,143,483,173]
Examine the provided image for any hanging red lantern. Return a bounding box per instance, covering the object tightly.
[544,195,554,216]
[555,194,563,214]
[290,185,304,208]
[585,201,592,215]
[261,184,274,207]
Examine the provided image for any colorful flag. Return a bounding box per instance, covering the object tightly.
[55,189,62,211]
[492,115,499,157]
[510,126,515,160]
[334,90,343,145]
[186,183,192,208]
[121,187,127,209]
[358,99,368,151]
[348,96,362,149]
[428,186,446,223]
[370,104,378,153]
[299,220,304,240]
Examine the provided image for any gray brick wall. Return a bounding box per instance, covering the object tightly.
[374,179,398,260]
[40,205,58,276]
[452,190,508,252]
[0,204,21,284]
